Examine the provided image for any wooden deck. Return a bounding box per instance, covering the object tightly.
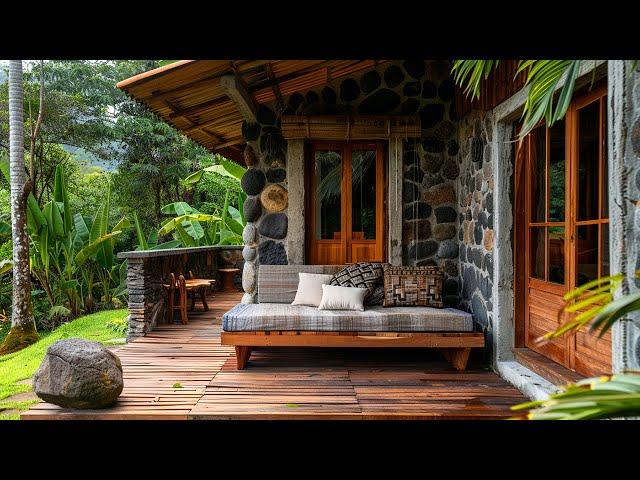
[22,291,525,420]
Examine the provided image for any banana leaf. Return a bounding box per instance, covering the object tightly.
[160,202,198,215]
[132,211,148,250]
[151,239,181,250]
[43,200,65,239]
[158,214,219,236]
[224,217,244,236]
[146,230,158,249]
[173,223,196,247]
[0,260,12,275]
[75,231,122,266]
[53,164,73,235]
[27,193,47,234]
[0,220,10,237]
[182,219,205,241]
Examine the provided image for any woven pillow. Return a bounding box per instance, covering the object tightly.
[383,265,444,308]
[330,262,385,306]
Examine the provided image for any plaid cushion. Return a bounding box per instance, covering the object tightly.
[330,262,387,306]
[222,303,473,332]
[257,265,342,304]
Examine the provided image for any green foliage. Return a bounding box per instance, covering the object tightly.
[106,313,129,335]
[451,60,586,138]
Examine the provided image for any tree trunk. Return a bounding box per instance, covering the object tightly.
[0,60,39,354]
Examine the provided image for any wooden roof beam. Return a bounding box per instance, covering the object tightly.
[168,97,231,120]
[219,73,258,123]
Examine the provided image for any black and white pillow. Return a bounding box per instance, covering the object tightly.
[330,262,386,306]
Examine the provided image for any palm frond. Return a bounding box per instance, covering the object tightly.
[451,60,499,100]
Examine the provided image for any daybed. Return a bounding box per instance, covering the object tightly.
[221,265,484,370]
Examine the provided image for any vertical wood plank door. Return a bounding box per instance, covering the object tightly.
[306,141,385,265]
[518,82,611,376]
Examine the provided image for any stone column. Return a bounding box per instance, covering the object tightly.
[387,138,403,265]
[286,139,305,264]
[608,60,640,373]
[125,257,164,341]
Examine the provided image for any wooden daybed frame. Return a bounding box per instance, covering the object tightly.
[221,331,485,371]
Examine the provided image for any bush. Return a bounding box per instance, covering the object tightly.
[106,314,129,336]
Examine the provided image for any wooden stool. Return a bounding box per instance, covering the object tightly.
[218,268,240,292]
[163,273,188,324]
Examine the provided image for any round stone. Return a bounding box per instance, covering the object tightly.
[288,93,305,112]
[384,65,404,88]
[423,183,455,206]
[242,261,256,293]
[404,202,432,220]
[258,240,287,265]
[403,59,426,79]
[462,266,477,298]
[407,240,438,260]
[419,104,445,129]
[266,168,286,183]
[471,137,484,163]
[437,239,459,259]
[305,90,319,105]
[402,81,421,97]
[442,159,460,180]
[260,184,288,212]
[421,153,443,174]
[433,223,457,241]
[484,253,494,277]
[242,223,258,246]
[257,104,276,125]
[444,259,459,277]
[471,294,488,327]
[421,81,437,99]
[401,98,420,114]
[435,206,457,223]
[33,338,123,409]
[258,213,288,239]
[438,78,455,101]
[402,182,420,203]
[360,70,381,94]
[340,78,361,102]
[243,196,262,223]
[422,137,445,153]
[243,144,258,167]
[260,131,286,162]
[321,86,337,105]
[358,89,401,115]
[404,166,424,183]
[241,168,266,196]
[448,139,459,156]
[241,122,261,141]
[443,278,459,296]
[403,219,431,243]
[242,246,256,262]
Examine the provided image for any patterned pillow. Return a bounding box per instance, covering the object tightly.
[330,262,386,306]
[383,265,444,308]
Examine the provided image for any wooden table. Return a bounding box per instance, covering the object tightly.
[163,277,217,324]
[218,268,240,292]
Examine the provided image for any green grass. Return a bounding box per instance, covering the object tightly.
[0,309,127,419]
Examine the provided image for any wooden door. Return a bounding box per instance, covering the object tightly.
[518,83,611,376]
[306,141,385,265]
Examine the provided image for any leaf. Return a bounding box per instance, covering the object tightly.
[203,158,247,181]
[43,201,65,239]
[54,164,73,235]
[158,214,220,236]
[181,170,204,186]
[132,212,148,250]
[48,305,71,320]
[0,260,12,276]
[224,216,244,236]
[0,220,10,237]
[151,239,181,250]
[112,216,131,234]
[160,202,198,215]
[173,223,196,247]
[75,231,122,266]
[26,193,47,233]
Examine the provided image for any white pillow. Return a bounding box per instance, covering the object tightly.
[291,273,334,307]
[317,284,368,311]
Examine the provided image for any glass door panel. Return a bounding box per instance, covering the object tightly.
[314,149,342,240]
[351,149,377,240]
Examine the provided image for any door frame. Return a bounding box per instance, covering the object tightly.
[304,140,387,265]
[514,81,611,374]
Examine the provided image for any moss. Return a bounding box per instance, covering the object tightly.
[0,322,39,355]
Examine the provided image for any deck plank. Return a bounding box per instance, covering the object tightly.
[21,290,525,420]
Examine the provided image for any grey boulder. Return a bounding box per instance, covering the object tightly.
[33,338,123,409]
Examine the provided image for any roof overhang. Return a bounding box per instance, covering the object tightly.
[117,60,388,162]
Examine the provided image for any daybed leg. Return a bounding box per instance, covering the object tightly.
[444,348,471,371]
[235,346,252,370]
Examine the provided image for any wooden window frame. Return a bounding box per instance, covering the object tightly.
[305,140,386,264]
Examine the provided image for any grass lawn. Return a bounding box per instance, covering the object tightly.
[0,309,127,420]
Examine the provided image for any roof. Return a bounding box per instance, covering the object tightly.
[117,60,387,160]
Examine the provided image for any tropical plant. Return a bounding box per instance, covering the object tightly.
[452,60,586,139]
[513,271,640,420]
[0,60,39,354]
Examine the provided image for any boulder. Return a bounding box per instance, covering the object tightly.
[258,213,288,239]
[241,169,266,196]
[260,184,288,212]
[258,240,287,265]
[33,338,123,409]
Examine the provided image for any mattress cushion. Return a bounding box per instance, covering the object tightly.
[222,303,473,332]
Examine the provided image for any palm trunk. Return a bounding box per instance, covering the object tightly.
[0,60,39,354]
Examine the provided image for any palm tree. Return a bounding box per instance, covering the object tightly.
[0,60,39,354]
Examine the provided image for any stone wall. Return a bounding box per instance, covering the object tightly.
[122,247,242,340]
[457,111,495,343]
[239,60,461,306]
